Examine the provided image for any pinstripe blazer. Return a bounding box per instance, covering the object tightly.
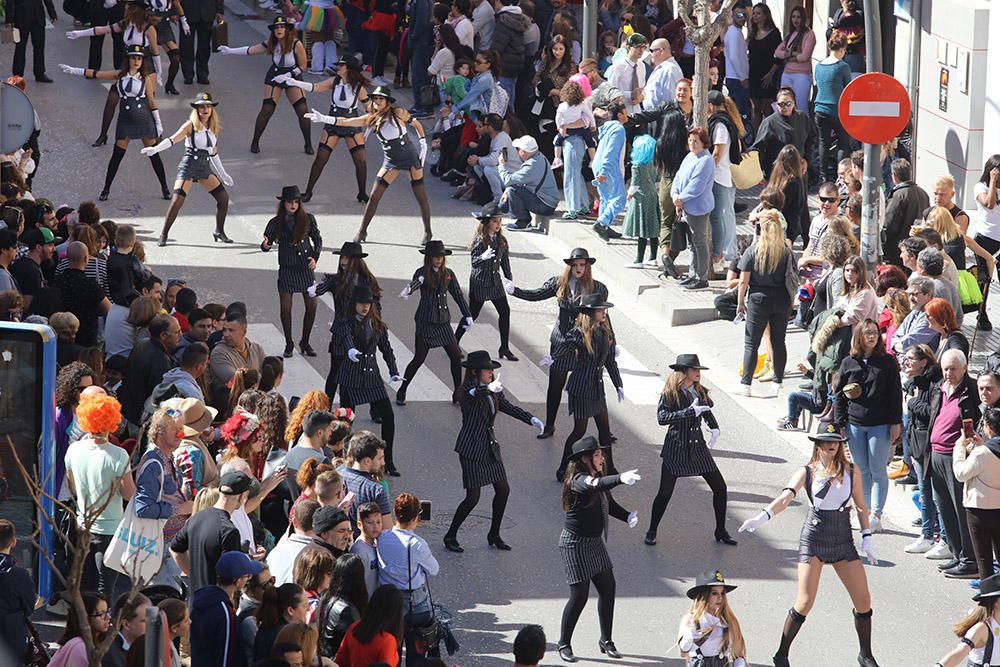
[454,379,534,460]
[331,317,400,388]
[413,267,473,325]
[469,235,512,296]
[564,472,630,537]
[657,388,718,458]
[512,277,609,349]
[553,326,623,400]
[315,272,381,327]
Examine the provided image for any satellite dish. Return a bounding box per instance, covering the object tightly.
[1,82,35,153]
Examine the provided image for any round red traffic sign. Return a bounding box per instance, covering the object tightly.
[838,72,911,145]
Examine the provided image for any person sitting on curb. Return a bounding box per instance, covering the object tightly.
[498,136,559,231]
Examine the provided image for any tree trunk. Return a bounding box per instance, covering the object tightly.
[681,0,739,127]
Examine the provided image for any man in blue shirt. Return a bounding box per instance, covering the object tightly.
[338,431,393,534]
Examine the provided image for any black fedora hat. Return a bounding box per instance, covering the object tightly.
[808,432,848,444]
[268,15,293,29]
[686,570,737,599]
[277,185,302,201]
[564,247,596,265]
[190,91,218,108]
[350,285,375,304]
[974,573,1000,602]
[333,241,368,258]
[370,85,395,103]
[335,54,362,71]
[567,435,609,462]
[670,354,709,371]
[461,350,501,370]
[472,200,503,222]
[576,293,614,310]
[419,239,452,256]
[124,44,146,58]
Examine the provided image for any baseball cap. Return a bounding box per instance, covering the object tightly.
[55,206,75,221]
[216,551,263,581]
[626,33,648,47]
[511,136,539,153]
[219,470,253,495]
[312,506,349,535]
[22,227,63,247]
[707,90,726,106]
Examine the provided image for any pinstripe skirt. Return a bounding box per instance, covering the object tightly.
[277,265,316,294]
[559,529,613,584]
[116,97,156,140]
[687,656,731,667]
[568,392,606,420]
[661,441,719,477]
[459,449,506,489]
[340,383,388,407]
[470,281,506,303]
[415,320,456,348]
[798,508,859,564]
[550,346,576,373]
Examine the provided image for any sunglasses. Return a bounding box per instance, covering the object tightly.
[818,196,838,203]
[776,101,794,108]
[650,47,663,52]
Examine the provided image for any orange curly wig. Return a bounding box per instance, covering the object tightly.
[76,394,122,435]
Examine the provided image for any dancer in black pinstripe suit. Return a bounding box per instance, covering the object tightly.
[455,203,517,361]
[508,248,609,439]
[548,293,624,481]
[331,284,403,476]
[442,350,545,554]
[395,240,473,406]
[557,436,640,663]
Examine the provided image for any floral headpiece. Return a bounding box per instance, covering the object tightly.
[220,409,261,445]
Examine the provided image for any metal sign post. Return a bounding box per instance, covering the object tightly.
[862,0,884,269]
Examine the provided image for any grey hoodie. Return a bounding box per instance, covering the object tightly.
[160,367,204,401]
[492,6,531,77]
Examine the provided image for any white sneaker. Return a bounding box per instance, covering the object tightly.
[736,384,751,397]
[765,382,782,398]
[551,157,564,170]
[625,261,644,269]
[868,514,882,533]
[925,541,953,559]
[644,259,660,268]
[46,599,69,616]
[904,537,935,554]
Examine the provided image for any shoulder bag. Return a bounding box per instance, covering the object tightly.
[784,250,800,301]
[103,456,168,585]
[406,543,444,655]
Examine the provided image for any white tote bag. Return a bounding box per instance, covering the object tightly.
[103,458,168,585]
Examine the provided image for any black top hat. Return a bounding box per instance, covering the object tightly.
[350,284,375,304]
[567,435,609,462]
[669,354,709,371]
[277,185,302,201]
[564,247,597,265]
[370,85,396,103]
[336,54,362,71]
[419,239,452,256]
[268,15,293,29]
[974,573,1000,602]
[462,350,501,370]
[472,200,503,221]
[190,91,219,107]
[576,293,614,310]
[808,432,848,444]
[686,570,738,599]
[333,241,368,258]
[124,44,146,58]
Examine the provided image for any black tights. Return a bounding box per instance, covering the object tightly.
[445,479,510,539]
[305,142,368,198]
[165,48,181,92]
[359,177,432,238]
[455,296,511,351]
[559,568,616,647]
[647,465,728,536]
[97,87,119,141]
[161,183,229,239]
[292,97,311,150]
[103,144,168,194]
[279,292,318,347]
[400,340,462,395]
[343,397,395,464]
[544,367,569,431]
[251,96,312,151]
[560,410,614,473]
[325,354,344,403]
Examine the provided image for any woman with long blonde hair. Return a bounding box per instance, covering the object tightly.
[142,92,234,246]
[646,354,734,547]
[740,432,879,667]
[736,209,793,397]
[549,293,623,479]
[678,571,747,666]
[934,574,1000,666]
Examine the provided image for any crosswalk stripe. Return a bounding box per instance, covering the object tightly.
[457,324,549,404]
[247,323,330,401]
[615,344,664,406]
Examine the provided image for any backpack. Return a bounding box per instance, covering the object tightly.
[486,84,509,116]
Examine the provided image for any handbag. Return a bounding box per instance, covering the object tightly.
[731,150,763,189]
[103,457,167,585]
[783,251,800,301]
[418,83,440,109]
[957,269,984,312]
[211,20,229,52]
[406,544,456,656]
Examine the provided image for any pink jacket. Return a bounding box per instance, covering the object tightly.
[774,30,816,76]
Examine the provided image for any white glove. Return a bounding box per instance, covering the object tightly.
[399,286,410,299]
[616,387,625,402]
[216,45,239,54]
[347,348,361,362]
[66,29,87,39]
[418,275,425,284]
[733,659,747,667]
[140,139,172,156]
[152,53,163,87]
[530,417,544,434]
[151,108,163,137]
[707,428,720,449]
[209,154,234,187]
[627,511,639,528]
[615,345,621,358]
[479,246,496,261]
[60,64,85,76]
[502,277,515,295]
[463,316,474,330]
[620,469,640,485]
[419,137,427,165]
[180,15,190,35]
[861,533,878,565]
[738,510,771,533]
[389,375,404,383]
[693,404,712,416]
[103,0,115,7]
[306,283,317,297]
[487,379,503,393]
[540,354,554,367]
[304,107,336,124]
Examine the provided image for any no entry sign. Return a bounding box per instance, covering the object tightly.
[838,73,912,145]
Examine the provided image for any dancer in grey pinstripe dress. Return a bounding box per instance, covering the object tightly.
[331,284,404,476]
[442,351,544,553]
[739,433,880,667]
[395,240,473,406]
[557,436,640,663]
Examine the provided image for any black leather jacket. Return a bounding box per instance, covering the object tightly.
[319,597,360,659]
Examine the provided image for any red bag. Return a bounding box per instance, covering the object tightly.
[361,11,397,38]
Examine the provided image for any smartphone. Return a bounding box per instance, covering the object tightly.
[963,418,976,439]
[501,147,508,160]
[420,500,432,521]
[340,491,356,509]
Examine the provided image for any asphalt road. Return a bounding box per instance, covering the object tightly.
[16,16,976,665]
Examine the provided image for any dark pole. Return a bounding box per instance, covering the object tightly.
[860,0,883,269]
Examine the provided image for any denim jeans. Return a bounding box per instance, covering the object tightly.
[563,135,589,214]
[901,412,912,468]
[498,76,516,109]
[786,389,823,422]
[780,72,813,116]
[410,42,433,107]
[476,165,504,198]
[404,584,434,666]
[912,458,940,541]
[596,171,626,227]
[709,182,736,260]
[846,423,892,516]
[82,532,120,598]
[815,111,853,181]
[502,185,555,226]
[725,78,753,142]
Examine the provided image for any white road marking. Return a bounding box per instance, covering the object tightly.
[457,324,548,404]
[247,323,329,401]
[614,344,663,405]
